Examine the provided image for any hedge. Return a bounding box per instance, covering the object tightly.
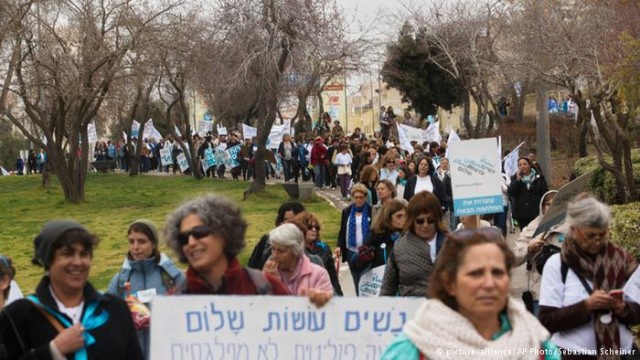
[573,149,640,204]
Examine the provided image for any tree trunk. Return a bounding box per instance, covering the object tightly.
[462,95,472,136]
[536,84,551,183]
[575,92,589,158]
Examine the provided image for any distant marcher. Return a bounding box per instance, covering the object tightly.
[336,184,372,295]
[508,157,548,230]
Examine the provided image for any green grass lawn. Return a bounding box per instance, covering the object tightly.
[0,173,341,293]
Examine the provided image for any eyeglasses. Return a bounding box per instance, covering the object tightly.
[387,160,395,164]
[575,227,608,242]
[415,217,437,225]
[177,225,212,247]
[307,224,320,231]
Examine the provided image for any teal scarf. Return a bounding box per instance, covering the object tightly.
[521,168,537,189]
[28,295,109,360]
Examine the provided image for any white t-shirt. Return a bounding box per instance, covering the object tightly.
[428,233,437,262]
[539,254,634,353]
[346,213,365,252]
[6,280,23,305]
[414,175,434,195]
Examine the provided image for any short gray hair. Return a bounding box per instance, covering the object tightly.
[165,194,247,263]
[565,193,610,229]
[268,223,304,257]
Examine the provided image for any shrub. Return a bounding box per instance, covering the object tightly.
[574,149,640,204]
[610,202,640,261]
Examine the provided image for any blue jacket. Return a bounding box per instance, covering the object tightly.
[107,253,184,360]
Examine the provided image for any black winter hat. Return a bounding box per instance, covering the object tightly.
[32,220,87,270]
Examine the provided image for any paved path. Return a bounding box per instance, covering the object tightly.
[314,187,527,298]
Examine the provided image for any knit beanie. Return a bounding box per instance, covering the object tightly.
[32,220,87,270]
[130,219,160,246]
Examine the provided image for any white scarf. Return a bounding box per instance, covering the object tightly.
[403,297,550,360]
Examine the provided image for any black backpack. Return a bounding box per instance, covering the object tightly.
[535,244,561,274]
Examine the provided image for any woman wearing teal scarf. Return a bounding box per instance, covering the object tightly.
[0,220,143,360]
[508,157,549,231]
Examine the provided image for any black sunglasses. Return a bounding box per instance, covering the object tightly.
[307,225,321,231]
[177,225,212,247]
[415,217,437,225]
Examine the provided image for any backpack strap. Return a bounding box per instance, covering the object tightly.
[560,259,593,294]
[244,268,273,295]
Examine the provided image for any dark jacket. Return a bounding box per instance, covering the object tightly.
[362,230,399,268]
[508,174,548,221]
[337,203,373,263]
[0,276,143,360]
[306,240,343,296]
[380,231,447,297]
[402,173,451,210]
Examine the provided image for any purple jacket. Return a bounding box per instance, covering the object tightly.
[278,254,333,295]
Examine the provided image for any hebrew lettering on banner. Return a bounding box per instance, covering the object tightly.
[448,137,503,216]
[150,296,421,360]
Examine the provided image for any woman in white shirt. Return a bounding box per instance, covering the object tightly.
[333,144,353,200]
[538,193,640,358]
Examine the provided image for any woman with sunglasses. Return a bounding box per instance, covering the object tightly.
[538,193,640,358]
[379,153,399,185]
[107,220,184,360]
[165,195,290,296]
[293,212,343,296]
[382,228,560,360]
[380,191,448,297]
[336,184,373,295]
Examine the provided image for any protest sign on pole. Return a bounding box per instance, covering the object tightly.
[177,153,189,172]
[203,148,216,172]
[424,122,441,143]
[396,123,415,155]
[131,121,140,138]
[87,122,98,143]
[532,170,594,237]
[217,125,228,136]
[242,123,257,140]
[224,144,242,168]
[502,142,525,178]
[160,148,173,167]
[449,138,503,216]
[398,124,423,144]
[150,296,422,360]
[358,265,385,297]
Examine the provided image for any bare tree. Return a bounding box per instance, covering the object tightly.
[0,0,182,202]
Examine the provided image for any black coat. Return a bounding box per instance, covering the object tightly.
[402,173,451,211]
[337,203,373,263]
[508,174,549,221]
[0,277,143,360]
[362,230,398,268]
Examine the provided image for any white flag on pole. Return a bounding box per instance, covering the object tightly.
[503,142,525,177]
[87,122,98,143]
[396,123,415,155]
[242,123,257,140]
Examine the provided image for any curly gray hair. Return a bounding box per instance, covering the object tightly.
[165,194,247,263]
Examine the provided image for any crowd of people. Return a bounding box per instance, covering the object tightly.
[2,114,640,359]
